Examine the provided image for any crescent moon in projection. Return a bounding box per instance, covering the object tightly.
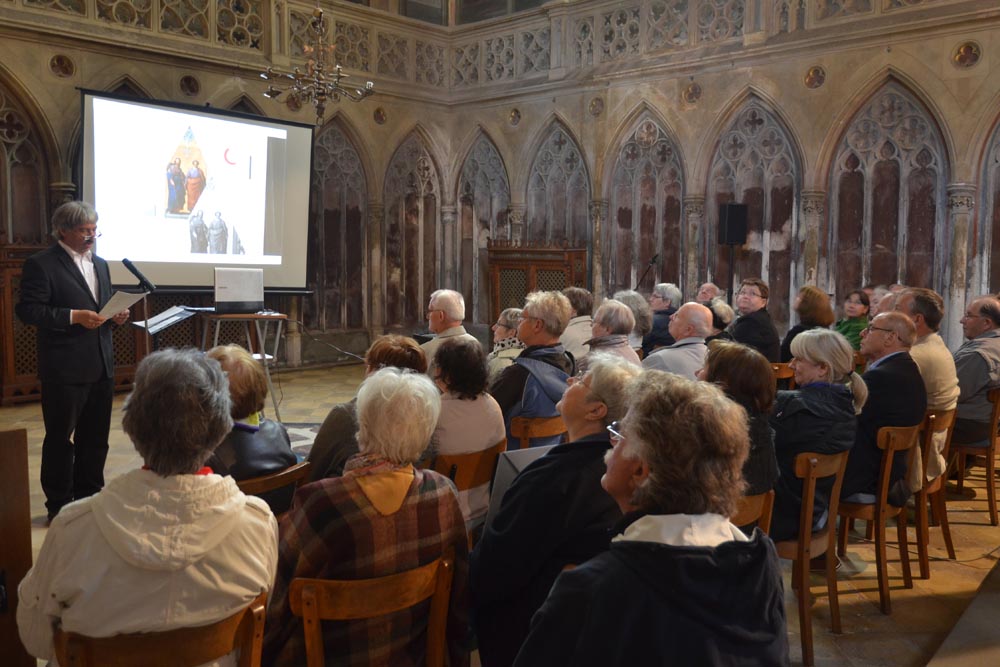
[223,148,236,165]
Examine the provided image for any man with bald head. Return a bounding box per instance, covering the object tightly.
[641,302,712,380]
[841,311,927,506]
[696,282,721,302]
[951,295,1000,446]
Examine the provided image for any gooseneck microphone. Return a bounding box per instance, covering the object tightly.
[122,258,156,293]
[634,253,660,291]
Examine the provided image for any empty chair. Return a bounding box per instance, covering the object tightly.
[949,388,1000,526]
[914,410,957,579]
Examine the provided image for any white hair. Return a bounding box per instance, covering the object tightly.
[593,299,635,335]
[356,367,441,463]
[523,290,572,336]
[653,283,682,307]
[430,289,465,322]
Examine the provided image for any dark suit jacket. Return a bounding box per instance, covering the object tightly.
[731,308,781,362]
[841,352,927,504]
[15,244,114,384]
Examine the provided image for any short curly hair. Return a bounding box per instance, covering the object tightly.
[795,285,835,327]
[365,334,428,373]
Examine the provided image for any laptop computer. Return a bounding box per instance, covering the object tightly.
[214,267,264,314]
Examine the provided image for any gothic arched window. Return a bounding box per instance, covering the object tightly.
[607,115,683,294]
[0,88,49,245]
[309,123,368,330]
[829,82,947,301]
[526,122,590,245]
[981,124,1000,292]
[384,133,440,326]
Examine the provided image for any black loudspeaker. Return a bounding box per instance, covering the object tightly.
[718,203,748,245]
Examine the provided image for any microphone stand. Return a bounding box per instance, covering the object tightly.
[634,254,659,292]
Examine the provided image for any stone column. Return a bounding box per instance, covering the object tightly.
[589,200,607,298]
[800,191,826,288]
[441,204,458,289]
[49,182,77,207]
[368,201,385,333]
[507,205,525,243]
[944,184,976,347]
[683,196,705,300]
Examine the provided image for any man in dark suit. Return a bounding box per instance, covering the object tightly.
[16,201,129,521]
[841,311,927,506]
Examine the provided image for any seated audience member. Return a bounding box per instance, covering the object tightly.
[951,296,1000,446]
[422,288,480,374]
[699,340,779,496]
[696,281,722,302]
[835,290,870,350]
[613,289,653,352]
[472,355,639,667]
[264,368,469,667]
[490,291,575,447]
[731,278,781,362]
[560,287,594,361]
[868,285,891,318]
[580,299,641,371]
[841,312,927,506]
[780,285,835,362]
[642,282,681,356]
[769,329,867,541]
[431,338,506,528]
[642,302,711,379]
[513,372,789,667]
[895,288,960,483]
[307,335,427,482]
[18,349,278,662]
[205,344,297,513]
[488,307,525,381]
[705,297,735,344]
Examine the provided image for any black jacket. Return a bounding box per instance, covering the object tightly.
[743,409,779,497]
[642,307,676,357]
[513,519,789,667]
[206,419,297,513]
[769,383,856,541]
[731,308,781,362]
[471,434,620,667]
[780,323,822,362]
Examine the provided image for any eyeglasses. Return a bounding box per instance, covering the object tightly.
[494,321,514,329]
[737,289,762,298]
[864,325,894,334]
[606,420,625,445]
[516,314,541,324]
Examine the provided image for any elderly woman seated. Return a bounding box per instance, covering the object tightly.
[612,289,653,352]
[17,349,278,663]
[513,371,789,666]
[472,354,640,667]
[205,344,297,512]
[307,334,427,482]
[487,307,525,381]
[263,367,470,667]
[580,299,641,372]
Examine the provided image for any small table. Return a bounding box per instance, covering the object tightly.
[200,312,287,421]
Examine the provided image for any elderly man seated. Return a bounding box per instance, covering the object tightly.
[18,349,278,664]
[696,281,722,302]
[951,295,1000,447]
[422,288,480,374]
[579,299,641,372]
[641,302,712,380]
[642,282,682,357]
[490,290,575,447]
[513,371,789,666]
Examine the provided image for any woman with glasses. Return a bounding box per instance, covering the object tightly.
[769,328,868,541]
[731,278,781,362]
[487,307,525,381]
[579,299,642,372]
[513,371,788,666]
[472,355,640,667]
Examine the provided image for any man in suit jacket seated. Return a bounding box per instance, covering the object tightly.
[841,311,927,507]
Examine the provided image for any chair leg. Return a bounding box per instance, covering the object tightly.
[897,511,913,589]
[797,553,814,667]
[915,489,930,580]
[957,452,966,493]
[865,520,874,540]
[837,516,848,558]
[931,489,957,560]
[825,539,841,635]
[987,451,998,526]
[876,513,891,615]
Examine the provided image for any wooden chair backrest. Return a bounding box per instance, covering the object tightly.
[53,592,267,667]
[793,450,850,546]
[771,363,796,389]
[509,415,567,450]
[0,429,34,667]
[854,350,867,373]
[237,460,311,497]
[289,557,454,667]
[987,389,1000,447]
[731,489,775,534]
[431,439,507,491]
[919,409,956,483]
[874,424,921,504]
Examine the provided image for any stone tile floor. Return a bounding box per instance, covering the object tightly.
[5,362,999,666]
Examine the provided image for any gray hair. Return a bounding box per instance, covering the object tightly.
[613,290,653,337]
[429,289,465,322]
[356,367,441,463]
[707,297,735,331]
[789,329,868,413]
[583,354,641,426]
[523,290,572,336]
[51,201,98,240]
[122,348,233,476]
[593,299,635,336]
[498,307,523,329]
[652,283,682,308]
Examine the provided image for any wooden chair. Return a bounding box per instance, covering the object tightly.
[837,424,920,615]
[772,451,849,667]
[53,592,267,667]
[509,415,567,450]
[0,429,34,667]
[853,350,867,373]
[430,439,507,492]
[237,460,311,498]
[949,388,1000,526]
[914,410,957,579]
[289,557,454,667]
[731,489,775,534]
[771,363,796,389]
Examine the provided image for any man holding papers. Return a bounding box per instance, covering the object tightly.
[16,201,129,522]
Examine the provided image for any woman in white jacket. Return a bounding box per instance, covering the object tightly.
[17,348,278,666]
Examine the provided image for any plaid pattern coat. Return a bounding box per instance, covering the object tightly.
[263,467,470,667]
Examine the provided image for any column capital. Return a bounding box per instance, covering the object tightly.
[801,190,827,216]
[947,183,976,213]
[683,195,705,218]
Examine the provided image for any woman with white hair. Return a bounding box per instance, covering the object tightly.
[487,307,526,381]
[18,349,278,665]
[264,368,470,667]
[613,289,653,352]
[580,299,641,372]
[514,372,788,666]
